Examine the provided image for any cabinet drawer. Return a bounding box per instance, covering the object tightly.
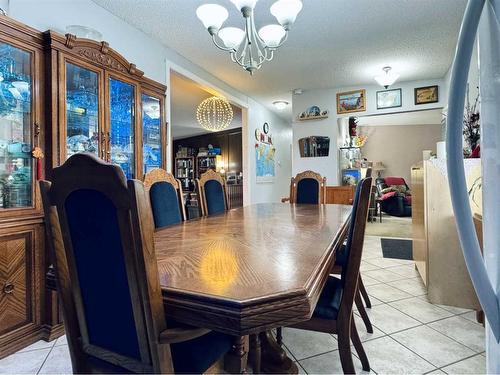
[0,231,34,335]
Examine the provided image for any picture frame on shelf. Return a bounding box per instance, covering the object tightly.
[415,85,439,105]
[342,168,361,186]
[376,88,402,109]
[337,89,366,114]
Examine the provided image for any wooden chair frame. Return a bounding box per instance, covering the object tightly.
[143,168,187,222]
[40,154,211,373]
[282,170,327,204]
[290,178,372,374]
[196,169,229,216]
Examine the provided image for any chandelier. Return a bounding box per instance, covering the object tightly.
[196,96,233,132]
[374,66,399,89]
[196,0,303,75]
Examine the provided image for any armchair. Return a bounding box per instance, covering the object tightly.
[376,176,412,217]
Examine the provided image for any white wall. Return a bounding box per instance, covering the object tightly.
[7,0,292,204]
[292,78,446,184]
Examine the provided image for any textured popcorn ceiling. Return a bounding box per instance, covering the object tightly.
[92,0,467,118]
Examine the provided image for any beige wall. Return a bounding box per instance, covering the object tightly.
[359,124,442,186]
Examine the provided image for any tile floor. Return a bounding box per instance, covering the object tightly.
[0,235,486,374]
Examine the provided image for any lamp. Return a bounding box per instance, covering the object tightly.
[196,96,233,132]
[196,0,302,74]
[373,161,386,177]
[374,66,399,89]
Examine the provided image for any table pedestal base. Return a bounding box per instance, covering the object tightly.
[259,331,298,374]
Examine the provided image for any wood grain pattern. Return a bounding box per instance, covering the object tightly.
[155,203,351,335]
[325,186,355,205]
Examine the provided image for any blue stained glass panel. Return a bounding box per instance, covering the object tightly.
[109,78,135,179]
[0,43,33,208]
[65,63,99,158]
[142,94,161,174]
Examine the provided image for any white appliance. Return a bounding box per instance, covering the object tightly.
[447,0,500,372]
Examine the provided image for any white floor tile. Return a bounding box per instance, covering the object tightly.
[389,297,454,324]
[17,340,55,353]
[361,336,436,374]
[387,277,427,296]
[352,313,385,342]
[427,316,485,353]
[387,264,421,278]
[0,348,51,374]
[367,283,413,303]
[38,345,72,374]
[361,303,421,334]
[363,268,408,283]
[54,335,68,347]
[391,325,476,368]
[441,354,486,374]
[282,328,337,361]
[364,257,403,269]
[360,261,381,272]
[299,349,367,374]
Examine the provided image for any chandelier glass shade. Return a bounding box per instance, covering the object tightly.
[374,66,400,89]
[196,0,303,74]
[196,96,233,132]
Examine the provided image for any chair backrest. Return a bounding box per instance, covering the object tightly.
[338,177,372,317]
[40,153,172,373]
[290,170,326,204]
[196,169,228,216]
[143,168,186,229]
[384,176,407,187]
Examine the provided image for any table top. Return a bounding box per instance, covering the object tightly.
[154,203,351,334]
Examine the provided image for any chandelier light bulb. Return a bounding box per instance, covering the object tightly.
[196,96,233,132]
[270,0,303,29]
[196,4,228,32]
[218,27,246,50]
[374,66,400,89]
[258,25,286,48]
[230,0,259,12]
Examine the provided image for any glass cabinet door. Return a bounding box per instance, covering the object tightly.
[65,63,99,159]
[141,94,162,174]
[0,43,33,208]
[109,77,135,179]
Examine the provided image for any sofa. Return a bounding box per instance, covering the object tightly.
[375,176,412,217]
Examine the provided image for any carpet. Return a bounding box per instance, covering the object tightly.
[366,214,412,238]
[381,238,413,260]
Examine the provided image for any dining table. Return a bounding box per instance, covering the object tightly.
[154,202,352,373]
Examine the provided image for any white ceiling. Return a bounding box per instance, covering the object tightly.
[92,0,466,119]
[171,72,242,139]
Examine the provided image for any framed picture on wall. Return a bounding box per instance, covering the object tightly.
[376,88,402,109]
[415,85,439,105]
[337,89,366,114]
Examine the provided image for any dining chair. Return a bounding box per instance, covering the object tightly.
[39,153,232,374]
[288,177,373,374]
[281,170,327,204]
[143,168,186,229]
[196,169,229,216]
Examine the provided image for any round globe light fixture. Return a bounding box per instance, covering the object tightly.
[196,96,233,132]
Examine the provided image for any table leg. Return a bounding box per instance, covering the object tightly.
[225,336,248,374]
[259,330,297,374]
[249,334,261,373]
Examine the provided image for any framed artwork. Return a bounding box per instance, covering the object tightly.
[376,88,402,109]
[342,168,361,186]
[415,85,439,105]
[337,89,366,114]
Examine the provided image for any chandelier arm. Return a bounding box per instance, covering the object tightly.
[245,14,257,69]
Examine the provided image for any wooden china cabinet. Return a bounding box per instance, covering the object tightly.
[44,30,167,179]
[0,16,47,358]
[0,15,167,359]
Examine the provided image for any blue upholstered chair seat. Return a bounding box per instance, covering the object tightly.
[171,331,233,374]
[312,276,343,320]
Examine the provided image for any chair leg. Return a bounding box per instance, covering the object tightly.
[355,292,373,333]
[337,319,356,374]
[276,327,283,347]
[358,275,371,308]
[351,318,370,372]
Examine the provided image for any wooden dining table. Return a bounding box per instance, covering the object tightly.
[154,203,352,373]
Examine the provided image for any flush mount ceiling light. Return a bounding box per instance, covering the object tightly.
[374,66,400,89]
[196,0,303,75]
[273,100,289,110]
[196,96,233,132]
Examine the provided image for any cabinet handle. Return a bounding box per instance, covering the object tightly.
[106,132,111,159]
[3,282,14,294]
[100,131,106,159]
